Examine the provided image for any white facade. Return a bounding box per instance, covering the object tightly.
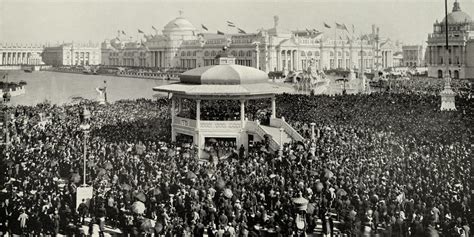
[101,16,401,72]
[427,0,474,79]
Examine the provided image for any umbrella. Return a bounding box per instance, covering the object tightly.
[104,161,113,170]
[121,183,132,191]
[186,171,197,180]
[87,160,96,168]
[336,189,348,197]
[324,169,334,179]
[152,187,161,196]
[70,173,81,184]
[97,168,107,176]
[135,192,147,202]
[223,189,233,199]
[292,197,309,211]
[140,219,155,234]
[132,201,146,214]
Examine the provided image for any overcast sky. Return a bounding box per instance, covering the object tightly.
[1,0,473,45]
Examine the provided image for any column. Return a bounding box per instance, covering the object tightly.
[0,53,3,65]
[196,99,201,128]
[255,45,259,69]
[240,99,245,128]
[276,49,280,71]
[271,97,276,118]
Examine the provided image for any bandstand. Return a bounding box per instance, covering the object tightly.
[153,52,304,158]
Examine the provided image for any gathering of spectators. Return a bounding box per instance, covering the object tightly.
[0,79,472,236]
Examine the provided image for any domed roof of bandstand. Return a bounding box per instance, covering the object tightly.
[442,1,472,24]
[153,52,293,97]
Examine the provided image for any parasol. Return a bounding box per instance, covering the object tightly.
[132,201,146,214]
[336,189,348,197]
[121,183,132,191]
[292,196,309,211]
[140,218,155,234]
[135,192,147,202]
[223,189,233,199]
[70,173,81,184]
[104,161,113,170]
[186,171,197,180]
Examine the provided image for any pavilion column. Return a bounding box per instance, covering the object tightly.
[196,99,201,128]
[284,50,287,70]
[271,97,276,119]
[178,98,182,113]
[0,53,3,65]
[240,99,245,128]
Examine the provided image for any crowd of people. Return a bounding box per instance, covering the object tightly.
[0,80,472,236]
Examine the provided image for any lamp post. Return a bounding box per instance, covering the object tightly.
[440,0,457,111]
[79,106,91,186]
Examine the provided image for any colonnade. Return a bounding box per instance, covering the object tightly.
[0,51,42,65]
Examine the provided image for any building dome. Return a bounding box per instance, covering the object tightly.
[179,64,269,85]
[163,17,196,32]
[442,1,472,24]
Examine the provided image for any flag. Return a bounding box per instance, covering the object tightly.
[306,28,312,35]
[122,30,126,35]
[324,22,331,28]
[217,30,225,35]
[138,29,144,34]
[343,24,349,33]
[237,28,246,34]
[335,23,346,30]
[152,26,157,31]
[312,29,318,34]
[227,21,235,27]
[201,24,208,31]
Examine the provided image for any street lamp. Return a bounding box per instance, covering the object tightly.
[79,106,91,186]
[440,0,457,111]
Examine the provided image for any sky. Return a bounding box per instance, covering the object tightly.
[0,0,473,46]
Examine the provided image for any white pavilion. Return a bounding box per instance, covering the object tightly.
[153,50,304,158]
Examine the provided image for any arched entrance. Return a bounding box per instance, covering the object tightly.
[454,70,459,79]
[437,70,443,78]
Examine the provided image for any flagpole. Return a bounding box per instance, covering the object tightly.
[334,23,337,69]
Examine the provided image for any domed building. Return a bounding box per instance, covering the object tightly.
[427,0,474,79]
[100,13,396,73]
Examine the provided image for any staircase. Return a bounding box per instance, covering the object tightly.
[246,117,303,152]
[260,125,293,145]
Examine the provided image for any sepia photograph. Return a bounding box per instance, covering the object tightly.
[0,0,472,236]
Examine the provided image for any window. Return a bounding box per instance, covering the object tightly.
[301,51,306,57]
[193,51,196,56]
[345,52,349,57]
[211,51,216,57]
[308,52,313,56]
[181,51,185,56]
[204,51,210,57]
[314,51,319,57]
[187,51,191,56]
[330,51,334,57]
[246,51,252,57]
[337,52,342,57]
[238,51,244,57]
[231,51,237,56]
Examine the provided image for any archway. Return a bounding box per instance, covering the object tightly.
[437,70,443,78]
